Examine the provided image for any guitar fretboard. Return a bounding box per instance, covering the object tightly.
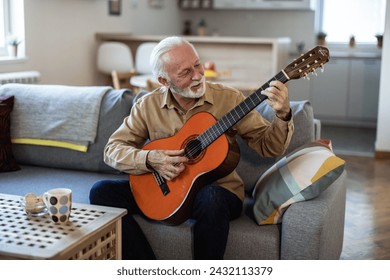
[196,71,289,153]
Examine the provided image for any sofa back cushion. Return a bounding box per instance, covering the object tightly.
[236,100,314,193]
[11,87,133,173]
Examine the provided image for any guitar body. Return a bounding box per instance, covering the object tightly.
[129,112,240,225]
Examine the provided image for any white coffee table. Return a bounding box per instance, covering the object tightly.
[0,193,127,260]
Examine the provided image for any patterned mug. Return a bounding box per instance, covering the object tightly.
[43,188,72,223]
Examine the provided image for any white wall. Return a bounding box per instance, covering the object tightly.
[375,2,390,153]
[180,9,315,49]
[1,0,133,85]
[0,0,316,86]
[0,0,184,85]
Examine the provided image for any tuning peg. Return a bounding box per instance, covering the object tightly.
[320,64,325,72]
[311,68,318,76]
[304,72,310,80]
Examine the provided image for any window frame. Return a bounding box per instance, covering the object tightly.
[0,0,25,59]
[0,0,10,56]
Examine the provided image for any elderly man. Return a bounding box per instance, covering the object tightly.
[90,36,293,259]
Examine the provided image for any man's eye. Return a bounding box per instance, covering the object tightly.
[180,69,191,77]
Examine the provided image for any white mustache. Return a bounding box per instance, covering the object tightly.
[190,77,205,87]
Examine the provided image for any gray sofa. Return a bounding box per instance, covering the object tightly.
[0,84,346,260]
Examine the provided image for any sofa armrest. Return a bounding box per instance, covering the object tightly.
[280,170,347,259]
[313,118,321,140]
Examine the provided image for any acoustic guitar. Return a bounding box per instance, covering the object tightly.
[130,46,330,225]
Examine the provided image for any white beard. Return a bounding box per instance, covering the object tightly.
[170,77,206,98]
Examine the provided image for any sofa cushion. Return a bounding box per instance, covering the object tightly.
[236,100,314,193]
[0,95,20,172]
[252,140,345,225]
[0,165,127,203]
[11,87,134,173]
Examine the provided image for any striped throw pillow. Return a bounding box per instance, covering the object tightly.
[252,140,345,225]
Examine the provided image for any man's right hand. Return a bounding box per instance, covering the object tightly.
[146,149,188,181]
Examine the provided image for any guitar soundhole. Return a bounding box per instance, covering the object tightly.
[182,136,205,164]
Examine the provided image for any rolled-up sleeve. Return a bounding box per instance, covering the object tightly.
[104,102,152,174]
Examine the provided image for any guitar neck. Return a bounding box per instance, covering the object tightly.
[198,70,289,149]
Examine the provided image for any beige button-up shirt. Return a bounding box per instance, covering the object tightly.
[104,82,294,201]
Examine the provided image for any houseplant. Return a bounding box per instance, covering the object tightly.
[197,18,207,36]
[7,36,22,57]
[316,32,327,46]
[375,34,383,48]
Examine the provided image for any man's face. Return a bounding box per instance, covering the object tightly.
[163,44,206,98]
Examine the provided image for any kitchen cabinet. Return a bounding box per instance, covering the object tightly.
[347,58,381,121]
[310,58,349,119]
[213,0,315,10]
[288,54,381,126]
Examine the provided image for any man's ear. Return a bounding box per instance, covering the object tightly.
[158,76,169,88]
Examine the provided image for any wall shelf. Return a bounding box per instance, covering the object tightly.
[178,0,213,9]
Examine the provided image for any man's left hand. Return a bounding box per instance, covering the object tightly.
[261,80,291,121]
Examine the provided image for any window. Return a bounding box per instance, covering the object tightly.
[319,0,386,43]
[0,0,25,58]
[0,0,8,56]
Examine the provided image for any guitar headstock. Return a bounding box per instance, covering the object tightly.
[284,46,330,80]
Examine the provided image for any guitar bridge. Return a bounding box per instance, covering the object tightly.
[153,172,170,196]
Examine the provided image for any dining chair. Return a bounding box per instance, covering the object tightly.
[97,42,135,86]
[130,42,158,90]
[111,70,137,91]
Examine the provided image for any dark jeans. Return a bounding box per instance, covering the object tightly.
[89,180,242,260]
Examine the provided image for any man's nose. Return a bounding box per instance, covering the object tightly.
[192,67,204,80]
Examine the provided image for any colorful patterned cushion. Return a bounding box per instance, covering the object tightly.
[252,140,345,225]
[236,100,315,194]
[0,96,20,172]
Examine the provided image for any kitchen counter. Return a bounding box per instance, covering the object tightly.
[96,33,290,45]
[330,51,381,59]
[290,47,382,60]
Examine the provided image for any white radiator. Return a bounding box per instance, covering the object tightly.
[0,71,40,85]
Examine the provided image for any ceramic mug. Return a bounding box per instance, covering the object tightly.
[43,188,72,223]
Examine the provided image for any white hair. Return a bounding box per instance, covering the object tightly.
[150,36,199,81]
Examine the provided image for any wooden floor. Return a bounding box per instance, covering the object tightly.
[320,125,390,259]
[321,125,377,157]
[338,155,390,259]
